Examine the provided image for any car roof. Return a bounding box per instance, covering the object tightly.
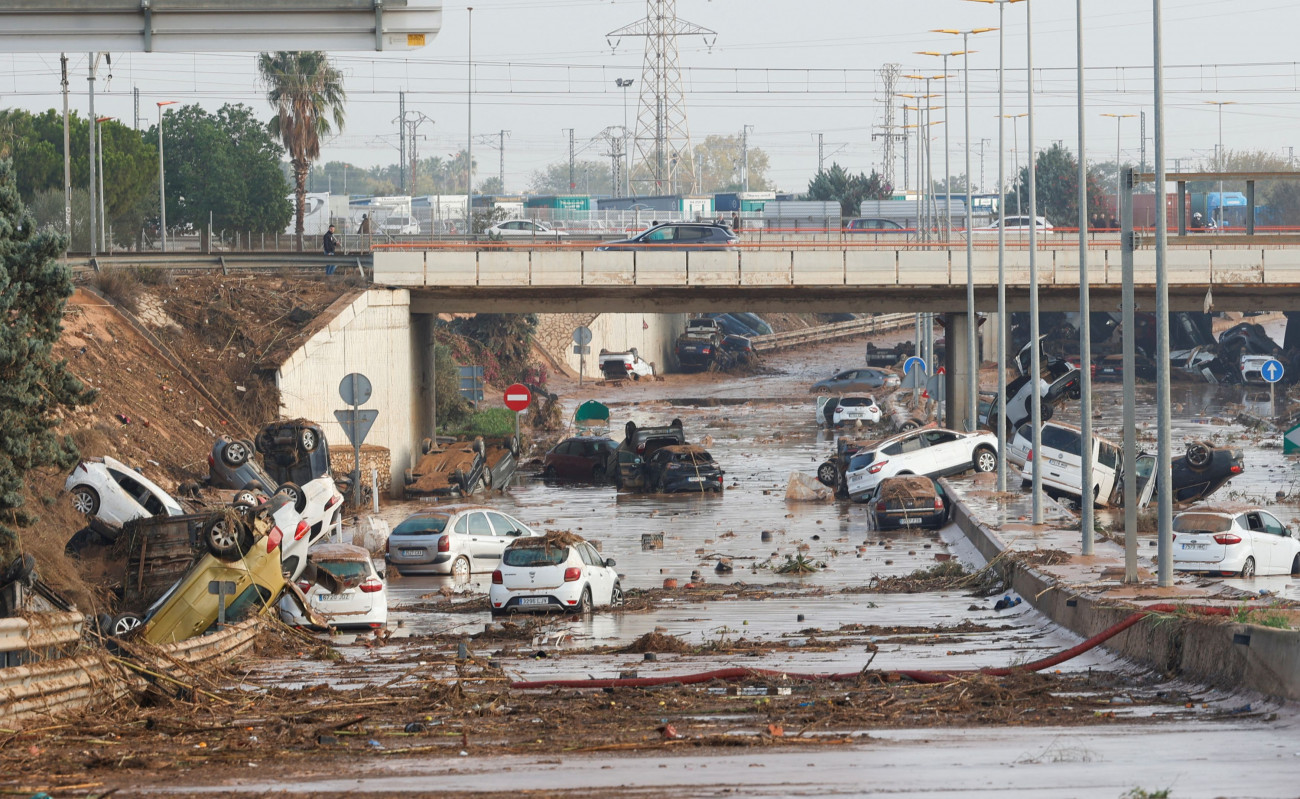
[565,435,613,443]
[401,503,500,518]
[1176,505,1259,517]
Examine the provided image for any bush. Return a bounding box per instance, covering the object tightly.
[454,408,517,438]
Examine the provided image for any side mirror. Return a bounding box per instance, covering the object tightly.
[507,530,523,537]
[604,558,617,568]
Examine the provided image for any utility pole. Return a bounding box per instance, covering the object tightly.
[1139,110,1147,178]
[61,55,71,241]
[878,63,901,188]
[741,124,753,192]
[132,86,140,130]
[398,91,407,193]
[402,111,433,195]
[563,128,576,192]
[498,129,508,192]
[901,104,910,191]
[817,132,824,173]
[978,138,991,193]
[87,53,97,259]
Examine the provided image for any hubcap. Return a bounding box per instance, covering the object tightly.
[228,442,246,460]
[210,522,236,548]
[114,617,141,635]
[302,430,317,449]
[72,491,94,514]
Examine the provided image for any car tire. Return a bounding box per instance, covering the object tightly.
[972,446,998,474]
[404,468,416,486]
[611,583,624,607]
[202,513,252,561]
[1240,556,1256,579]
[421,437,435,456]
[276,481,306,513]
[300,427,319,452]
[254,429,275,454]
[483,468,493,489]
[70,485,100,516]
[506,436,520,457]
[473,437,486,457]
[900,419,919,432]
[592,465,603,483]
[542,465,556,479]
[578,587,593,614]
[451,556,471,583]
[1291,554,1300,576]
[109,613,144,637]
[234,490,260,506]
[816,461,839,488]
[1186,442,1212,469]
[221,440,251,467]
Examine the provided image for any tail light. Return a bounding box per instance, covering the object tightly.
[1213,533,1242,545]
[702,347,712,355]
[324,495,340,511]
[491,569,503,585]
[835,407,844,414]
[563,567,582,582]
[294,520,309,540]
[934,496,944,510]
[624,363,633,372]
[636,444,646,454]
[267,526,283,552]
[1229,465,1242,474]
[876,501,887,512]
[437,536,450,553]
[296,580,312,592]
[206,454,215,468]
[359,577,384,593]
[867,460,888,474]
[1026,450,1034,462]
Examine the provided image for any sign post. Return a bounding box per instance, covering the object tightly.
[208,580,237,629]
[504,383,532,445]
[1261,358,1285,416]
[573,327,593,386]
[337,373,375,507]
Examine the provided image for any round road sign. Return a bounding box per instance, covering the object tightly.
[573,326,593,346]
[504,383,532,412]
[339,372,372,406]
[902,356,926,376]
[1261,358,1285,384]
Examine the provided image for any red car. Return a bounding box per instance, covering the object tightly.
[542,436,618,482]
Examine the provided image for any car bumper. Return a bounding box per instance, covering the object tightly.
[874,509,947,530]
[660,474,724,493]
[278,594,388,630]
[386,551,453,574]
[490,584,585,613]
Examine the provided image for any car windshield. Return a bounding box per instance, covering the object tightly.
[392,514,450,535]
[1172,513,1232,534]
[841,397,874,407]
[503,547,570,567]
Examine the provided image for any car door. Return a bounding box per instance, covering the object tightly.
[482,512,522,564]
[1256,511,1288,573]
[463,511,497,565]
[919,431,965,475]
[550,441,577,478]
[579,543,615,604]
[105,467,150,523]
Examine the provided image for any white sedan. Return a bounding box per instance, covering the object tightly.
[1173,507,1300,578]
[280,543,388,630]
[972,215,1054,235]
[490,534,621,616]
[485,219,567,238]
[65,456,184,526]
[844,428,999,502]
[817,396,882,427]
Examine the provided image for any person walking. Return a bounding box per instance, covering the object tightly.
[323,224,338,275]
[731,211,741,232]
[358,213,371,235]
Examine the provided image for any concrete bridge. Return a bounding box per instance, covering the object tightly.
[374,243,1300,314]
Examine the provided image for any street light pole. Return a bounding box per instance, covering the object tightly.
[617,77,634,198]
[467,6,474,238]
[156,101,176,252]
[1101,114,1137,209]
[1074,0,1094,553]
[1205,100,1235,229]
[1153,0,1173,587]
[1024,0,1044,525]
[96,116,113,252]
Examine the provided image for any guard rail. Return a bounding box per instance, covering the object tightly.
[750,313,915,353]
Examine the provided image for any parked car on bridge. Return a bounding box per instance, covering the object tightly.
[385,505,539,580]
[845,217,910,237]
[596,222,737,251]
[490,532,621,617]
[1172,506,1300,578]
[485,219,567,238]
[65,456,185,527]
[973,215,1053,236]
[812,367,901,393]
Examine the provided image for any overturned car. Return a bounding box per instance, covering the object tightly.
[403,436,520,498]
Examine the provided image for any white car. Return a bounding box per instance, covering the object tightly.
[1006,423,1033,470]
[65,456,185,526]
[817,396,882,427]
[598,349,656,381]
[489,534,621,616]
[380,215,421,235]
[844,428,999,502]
[1172,507,1300,578]
[973,215,1054,235]
[385,504,540,579]
[277,476,345,544]
[485,219,567,238]
[279,543,388,630]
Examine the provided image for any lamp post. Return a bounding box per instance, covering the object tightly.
[156,101,176,252]
[96,116,113,253]
[467,6,474,238]
[1100,114,1137,221]
[969,0,1026,493]
[617,77,634,198]
[1002,113,1028,218]
[1205,100,1235,229]
[902,79,945,243]
[916,50,968,242]
[1073,0,1094,555]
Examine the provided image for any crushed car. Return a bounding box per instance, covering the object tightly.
[871,476,950,530]
[598,348,656,381]
[403,436,520,498]
[606,419,686,489]
[489,531,621,617]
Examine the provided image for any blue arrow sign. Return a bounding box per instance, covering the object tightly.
[903,356,927,376]
[1261,358,1285,384]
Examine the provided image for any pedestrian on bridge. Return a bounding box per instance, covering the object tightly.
[323,224,339,275]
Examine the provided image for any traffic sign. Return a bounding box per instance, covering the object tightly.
[339,373,372,406]
[925,374,947,402]
[334,409,379,447]
[573,326,593,346]
[504,383,532,412]
[1285,423,1300,455]
[900,369,928,389]
[1261,358,1285,384]
[902,356,926,376]
[574,345,591,355]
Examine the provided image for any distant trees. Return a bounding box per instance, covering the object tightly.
[0,159,95,557]
[258,51,347,250]
[1003,142,1106,226]
[693,134,772,193]
[807,164,892,218]
[528,160,611,196]
[154,104,292,235]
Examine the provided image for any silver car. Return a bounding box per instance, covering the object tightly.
[385,504,539,580]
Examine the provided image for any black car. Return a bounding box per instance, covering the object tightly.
[641,445,724,493]
[208,436,277,498]
[1138,442,1246,506]
[871,476,949,530]
[255,419,332,487]
[984,360,1080,433]
[596,223,738,251]
[608,419,686,489]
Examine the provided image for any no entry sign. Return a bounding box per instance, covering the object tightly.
[504,383,532,412]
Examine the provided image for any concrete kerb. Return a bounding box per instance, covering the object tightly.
[942,479,1300,702]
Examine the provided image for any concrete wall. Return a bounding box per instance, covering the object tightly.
[276,289,414,497]
[538,312,688,377]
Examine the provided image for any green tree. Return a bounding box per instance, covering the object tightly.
[476,176,504,196]
[527,160,609,196]
[155,104,291,235]
[1003,143,1107,227]
[807,163,892,218]
[258,51,346,251]
[693,134,772,193]
[0,159,95,556]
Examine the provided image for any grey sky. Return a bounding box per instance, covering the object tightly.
[4,0,1299,193]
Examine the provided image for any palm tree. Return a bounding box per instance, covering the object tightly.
[257,51,346,251]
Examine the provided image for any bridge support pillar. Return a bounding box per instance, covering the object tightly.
[944,312,977,432]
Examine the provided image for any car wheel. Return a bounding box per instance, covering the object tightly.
[202,514,252,561]
[483,468,493,489]
[1240,556,1256,579]
[542,465,556,479]
[234,490,259,506]
[578,587,593,614]
[972,446,998,474]
[611,583,624,607]
[404,468,416,486]
[452,468,467,494]
[421,437,435,456]
[70,485,100,516]
[816,461,839,488]
[451,556,471,583]
[473,437,486,457]
[221,440,251,467]
[254,429,275,454]
[1291,554,1300,576]
[1186,442,1212,469]
[506,436,520,457]
[110,613,143,637]
[276,481,306,513]
[300,427,319,452]
[900,420,919,432]
[592,465,604,483]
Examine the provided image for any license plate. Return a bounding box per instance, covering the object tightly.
[1181,543,1207,550]
[1048,458,1068,468]
[899,518,922,526]
[400,548,423,557]
[316,593,351,602]
[688,476,705,482]
[519,597,549,606]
